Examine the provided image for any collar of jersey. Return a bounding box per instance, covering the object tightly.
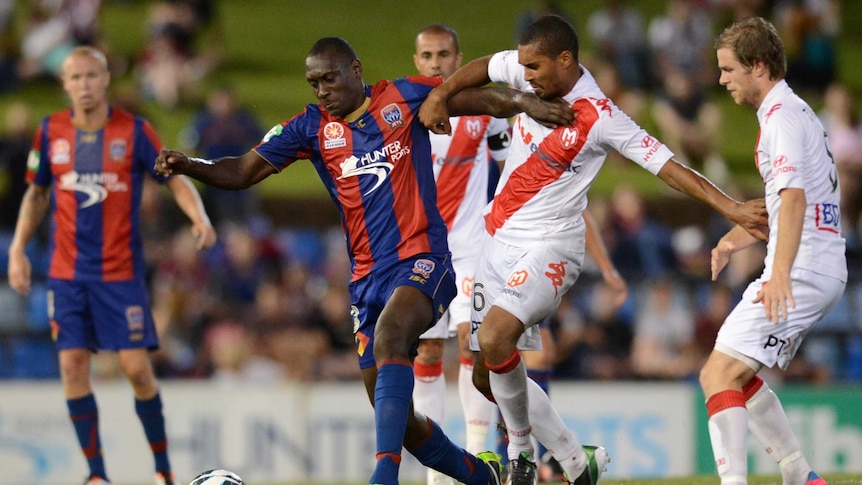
[343,97,371,123]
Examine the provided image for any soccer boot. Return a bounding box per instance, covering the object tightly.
[805,471,828,485]
[569,445,610,485]
[476,451,503,485]
[507,451,538,485]
[83,476,111,485]
[154,471,176,485]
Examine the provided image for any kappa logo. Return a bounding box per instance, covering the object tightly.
[594,97,613,116]
[765,103,782,123]
[51,139,71,164]
[545,261,568,296]
[507,270,528,287]
[381,103,405,129]
[323,122,347,149]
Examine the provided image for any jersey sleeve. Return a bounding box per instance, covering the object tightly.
[253,108,317,172]
[593,99,673,175]
[26,119,51,187]
[396,75,442,111]
[762,110,807,191]
[486,116,512,163]
[488,50,531,92]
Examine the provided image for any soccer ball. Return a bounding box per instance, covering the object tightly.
[188,469,244,485]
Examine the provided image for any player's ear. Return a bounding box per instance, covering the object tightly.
[558,50,575,69]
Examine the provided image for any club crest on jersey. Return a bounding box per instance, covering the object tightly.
[323,122,347,149]
[51,139,71,164]
[560,127,579,149]
[465,118,484,140]
[109,139,127,162]
[381,103,404,129]
[412,259,435,279]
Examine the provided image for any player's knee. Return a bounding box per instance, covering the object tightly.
[416,339,445,364]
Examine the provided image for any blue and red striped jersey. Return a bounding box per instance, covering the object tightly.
[254,76,450,280]
[26,107,167,281]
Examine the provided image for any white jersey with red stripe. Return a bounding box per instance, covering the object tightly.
[755,80,847,282]
[431,115,510,258]
[486,50,673,246]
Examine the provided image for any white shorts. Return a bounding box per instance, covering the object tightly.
[420,254,475,339]
[469,232,585,352]
[715,267,845,370]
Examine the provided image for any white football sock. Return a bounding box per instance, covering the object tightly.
[488,355,532,460]
[707,390,749,485]
[414,361,445,425]
[524,377,586,480]
[458,359,495,454]
[745,379,811,485]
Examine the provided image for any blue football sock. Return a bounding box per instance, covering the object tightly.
[370,361,413,485]
[68,394,107,480]
[408,418,490,485]
[135,393,171,473]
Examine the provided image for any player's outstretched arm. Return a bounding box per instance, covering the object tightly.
[657,159,768,241]
[419,55,494,134]
[155,148,276,190]
[450,89,574,128]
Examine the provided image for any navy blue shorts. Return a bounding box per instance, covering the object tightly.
[351,253,456,369]
[49,278,159,352]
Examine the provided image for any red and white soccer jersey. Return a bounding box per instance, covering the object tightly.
[715,80,847,370]
[485,50,672,246]
[469,50,675,349]
[755,80,846,282]
[421,115,510,338]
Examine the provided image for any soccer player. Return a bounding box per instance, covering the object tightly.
[419,14,768,485]
[154,36,573,485]
[702,17,845,485]
[6,46,217,485]
[411,24,510,485]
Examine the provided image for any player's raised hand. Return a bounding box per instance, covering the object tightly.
[419,90,453,134]
[521,95,575,128]
[155,148,191,177]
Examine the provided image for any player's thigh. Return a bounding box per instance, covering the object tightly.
[49,279,93,351]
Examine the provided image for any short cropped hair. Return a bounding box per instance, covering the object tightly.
[307,37,359,65]
[518,14,579,62]
[417,24,460,53]
[715,17,786,80]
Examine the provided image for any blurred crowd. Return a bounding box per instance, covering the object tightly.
[1,0,861,385]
